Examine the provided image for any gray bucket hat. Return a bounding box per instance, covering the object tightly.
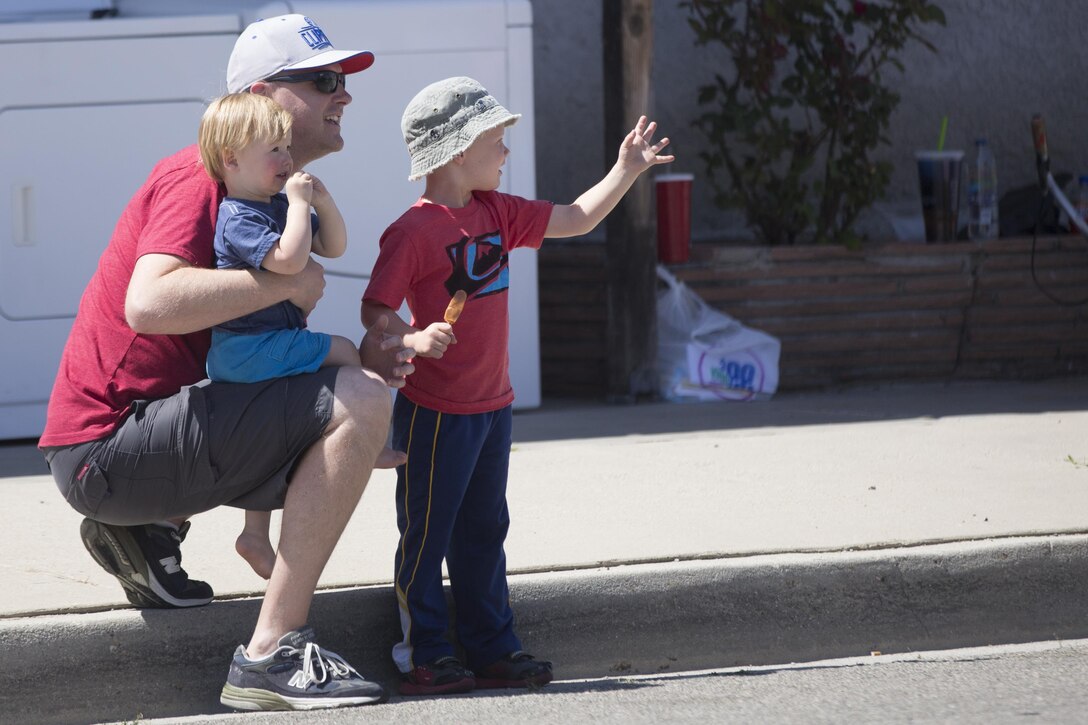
[401,76,520,181]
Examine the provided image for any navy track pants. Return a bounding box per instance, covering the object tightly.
[391,394,521,672]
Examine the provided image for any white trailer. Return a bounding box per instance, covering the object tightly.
[0,0,541,441]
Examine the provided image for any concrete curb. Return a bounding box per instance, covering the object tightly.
[5,534,1088,724]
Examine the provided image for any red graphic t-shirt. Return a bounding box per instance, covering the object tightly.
[364,190,553,414]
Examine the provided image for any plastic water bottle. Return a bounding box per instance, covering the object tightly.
[967,138,999,240]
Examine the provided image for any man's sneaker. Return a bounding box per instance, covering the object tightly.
[399,656,476,696]
[220,626,386,711]
[475,651,553,689]
[79,517,213,608]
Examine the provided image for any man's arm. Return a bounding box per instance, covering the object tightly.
[125,253,325,335]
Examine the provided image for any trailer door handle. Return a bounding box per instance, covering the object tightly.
[12,183,33,247]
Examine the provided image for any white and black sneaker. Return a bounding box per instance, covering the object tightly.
[79,518,213,608]
[220,626,386,711]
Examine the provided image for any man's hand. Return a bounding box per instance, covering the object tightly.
[360,315,415,389]
[287,257,326,317]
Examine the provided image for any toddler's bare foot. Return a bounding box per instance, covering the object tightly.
[235,532,276,579]
[376,445,407,469]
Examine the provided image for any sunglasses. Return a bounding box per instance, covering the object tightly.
[264,70,346,94]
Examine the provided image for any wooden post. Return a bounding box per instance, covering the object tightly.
[603,0,656,403]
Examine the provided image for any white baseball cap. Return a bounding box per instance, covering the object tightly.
[227,14,374,94]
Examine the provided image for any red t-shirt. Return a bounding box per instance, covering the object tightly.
[364,190,553,415]
[38,146,224,447]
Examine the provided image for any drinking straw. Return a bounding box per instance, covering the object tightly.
[937,116,948,151]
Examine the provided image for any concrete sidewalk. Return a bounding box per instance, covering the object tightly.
[3,379,1088,723]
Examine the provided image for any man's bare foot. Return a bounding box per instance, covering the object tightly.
[377,445,407,469]
[235,532,276,579]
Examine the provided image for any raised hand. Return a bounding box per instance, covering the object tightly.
[617,115,674,175]
[307,172,333,208]
[285,171,314,205]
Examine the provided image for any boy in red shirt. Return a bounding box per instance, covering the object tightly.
[363,76,673,695]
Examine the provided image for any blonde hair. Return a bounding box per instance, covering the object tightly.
[198,93,293,182]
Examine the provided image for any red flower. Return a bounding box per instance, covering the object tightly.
[853,1,868,15]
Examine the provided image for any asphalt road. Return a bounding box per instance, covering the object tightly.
[104,638,1088,724]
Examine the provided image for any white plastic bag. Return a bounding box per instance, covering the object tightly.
[656,265,781,401]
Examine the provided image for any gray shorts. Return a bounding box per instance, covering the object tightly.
[43,368,338,525]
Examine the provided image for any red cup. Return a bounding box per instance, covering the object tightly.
[655,173,694,264]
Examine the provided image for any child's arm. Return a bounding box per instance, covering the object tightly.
[545,115,674,239]
[307,173,347,259]
[261,171,316,275]
[362,300,456,359]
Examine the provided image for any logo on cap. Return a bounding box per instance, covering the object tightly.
[298,17,333,51]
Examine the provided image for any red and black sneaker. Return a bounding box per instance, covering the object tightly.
[475,651,553,689]
[399,656,476,696]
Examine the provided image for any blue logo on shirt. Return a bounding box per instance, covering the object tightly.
[445,231,509,298]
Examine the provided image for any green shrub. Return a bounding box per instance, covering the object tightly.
[682,0,945,245]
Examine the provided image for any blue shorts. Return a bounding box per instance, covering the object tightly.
[207,327,331,383]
